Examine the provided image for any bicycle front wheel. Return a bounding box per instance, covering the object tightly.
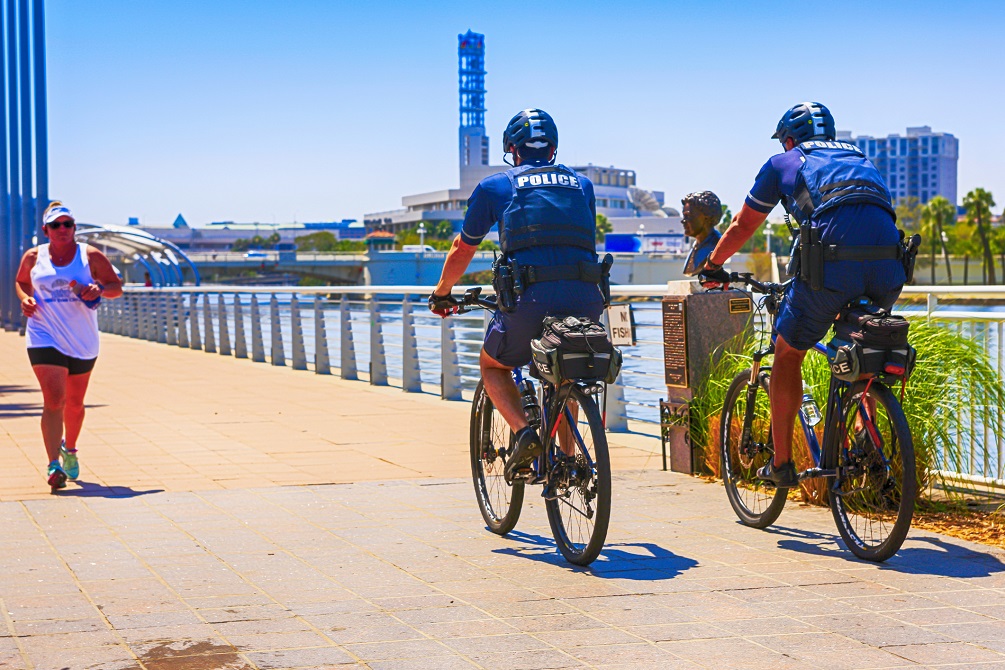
[830,380,916,562]
[545,386,611,566]
[720,369,787,528]
[470,381,524,535]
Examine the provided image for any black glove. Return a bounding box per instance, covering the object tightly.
[698,266,731,289]
[428,292,459,318]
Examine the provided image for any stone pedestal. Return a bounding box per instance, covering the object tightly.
[661,281,753,473]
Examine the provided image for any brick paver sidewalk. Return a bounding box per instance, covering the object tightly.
[3,332,1005,669]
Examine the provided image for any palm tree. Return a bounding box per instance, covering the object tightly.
[923,196,956,284]
[964,189,997,285]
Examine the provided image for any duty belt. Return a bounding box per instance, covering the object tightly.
[822,245,903,262]
[522,261,603,285]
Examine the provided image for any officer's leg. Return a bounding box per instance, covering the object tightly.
[770,334,808,467]
[479,348,528,435]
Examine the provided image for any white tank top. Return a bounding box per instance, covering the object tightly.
[25,243,100,359]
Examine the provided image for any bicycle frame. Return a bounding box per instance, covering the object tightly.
[513,366,598,482]
[746,310,879,484]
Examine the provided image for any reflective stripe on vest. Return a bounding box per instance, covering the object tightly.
[785,141,895,224]
[499,164,596,255]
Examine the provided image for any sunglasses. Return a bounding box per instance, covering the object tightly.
[46,220,75,230]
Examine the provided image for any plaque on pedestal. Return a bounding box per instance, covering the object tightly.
[661,282,753,474]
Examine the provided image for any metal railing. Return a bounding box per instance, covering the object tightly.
[97,284,1005,485]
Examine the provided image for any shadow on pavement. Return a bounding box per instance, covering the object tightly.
[493,530,698,578]
[57,480,164,499]
[766,524,1005,577]
[0,384,36,395]
[0,402,42,419]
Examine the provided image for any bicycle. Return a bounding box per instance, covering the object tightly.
[453,287,612,566]
[717,273,916,562]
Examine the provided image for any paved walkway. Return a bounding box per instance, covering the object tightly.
[3,331,1005,669]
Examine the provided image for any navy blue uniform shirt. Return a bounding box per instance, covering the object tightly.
[743,149,905,351]
[460,160,599,268]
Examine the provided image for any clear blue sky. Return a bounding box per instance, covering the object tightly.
[47,0,1004,226]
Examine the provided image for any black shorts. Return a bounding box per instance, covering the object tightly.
[27,347,97,375]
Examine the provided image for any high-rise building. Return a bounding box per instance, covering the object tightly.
[837,126,959,206]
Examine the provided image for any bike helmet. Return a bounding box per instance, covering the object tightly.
[502,108,558,155]
[771,102,836,146]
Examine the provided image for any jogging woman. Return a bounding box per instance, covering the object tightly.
[14,202,123,490]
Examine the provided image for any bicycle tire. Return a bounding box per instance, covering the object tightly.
[470,381,524,535]
[829,380,916,562]
[720,369,788,528]
[545,386,611,566]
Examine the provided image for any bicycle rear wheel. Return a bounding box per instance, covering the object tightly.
[830,380,915,562]
[545,386,611,566]
[470,381,524,535]
[720,369,788,528]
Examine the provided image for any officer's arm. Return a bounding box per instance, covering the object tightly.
[708,204,768,266]
[433,236,479,296]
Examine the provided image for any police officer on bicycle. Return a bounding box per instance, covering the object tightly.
[699,102,907,488]
[429,108,609,482]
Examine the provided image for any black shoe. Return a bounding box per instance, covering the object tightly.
[505,427,543,483]
[756,460,799,488]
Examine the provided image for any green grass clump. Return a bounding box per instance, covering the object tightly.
[690,317,1005,505]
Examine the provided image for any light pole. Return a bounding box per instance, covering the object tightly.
[418,222,426,253]
[765,221,773,255]
[638,223,645,254]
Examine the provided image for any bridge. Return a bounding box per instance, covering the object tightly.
[3,284,1005,669]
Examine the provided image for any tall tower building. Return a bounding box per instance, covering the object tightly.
[458,30,488,172]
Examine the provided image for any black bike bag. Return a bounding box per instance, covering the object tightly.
[829,302,915,382]
[530,316,622,385]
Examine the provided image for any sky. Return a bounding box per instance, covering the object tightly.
[46,0,1005,226]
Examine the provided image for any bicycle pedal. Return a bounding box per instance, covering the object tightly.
[529,475,547,486]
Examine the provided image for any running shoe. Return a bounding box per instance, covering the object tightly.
[47,461,67,490]
[60,442,80,480]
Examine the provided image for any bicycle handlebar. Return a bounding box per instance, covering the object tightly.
[455,286,496,314]
[722,272,790,296]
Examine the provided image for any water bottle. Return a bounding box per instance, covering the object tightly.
[518,379,541,429]
[801,382,822,427]
[68,280,102,310]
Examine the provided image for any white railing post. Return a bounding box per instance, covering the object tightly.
[177,294,190,348]
[604,381,629,432]
[203,292,217,354]
[189,293,202,350]
[369,297,388,385]
[165,293,177,346]
[441,318,461,401]
[314,295,331,375]
[156,292,168,344]
[290,295,307,370]
[340,295,357,380]
[270,293,285,366]
[250,294,265,363]
[218,293,232,356]
[401,295,421,392]
[233,294,247,359]
[131,294,141,339]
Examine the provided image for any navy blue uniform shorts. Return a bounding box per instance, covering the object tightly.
[775,259,906,351]
[483,281,605,368]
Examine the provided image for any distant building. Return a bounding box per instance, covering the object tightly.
[837,126,959,205]
[363,31,670,237]
[135,219,359,251]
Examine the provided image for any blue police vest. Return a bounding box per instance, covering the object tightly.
[786,140,895,225]
[499,164,596,255]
